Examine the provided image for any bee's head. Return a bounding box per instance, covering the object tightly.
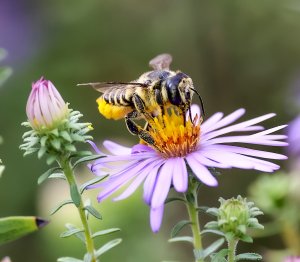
[165,72,194,108]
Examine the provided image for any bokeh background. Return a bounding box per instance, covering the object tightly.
[1,0,300,261]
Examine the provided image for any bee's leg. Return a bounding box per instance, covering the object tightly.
[125,111,156,147]
[132,94,153,122]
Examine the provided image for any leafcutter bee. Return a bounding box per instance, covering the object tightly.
[78,53,205,146]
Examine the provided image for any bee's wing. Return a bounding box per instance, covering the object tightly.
[149,53,173,70]
[77,81,147,93]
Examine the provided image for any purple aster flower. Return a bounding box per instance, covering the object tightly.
[287,115,300,168]
[284,257,300,262]
[26,77,69,132]
[89,105,287,232]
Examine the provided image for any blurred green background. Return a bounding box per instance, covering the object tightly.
[0,0,299,261]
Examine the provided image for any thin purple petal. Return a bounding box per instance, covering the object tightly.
[172,157,188,193]
[150,205,164,233]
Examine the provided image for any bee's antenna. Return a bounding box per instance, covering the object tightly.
[191,88,205,117]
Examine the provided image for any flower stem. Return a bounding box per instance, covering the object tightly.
[184,180,203,262]
[59,157,97,262]
[227,238,238,262]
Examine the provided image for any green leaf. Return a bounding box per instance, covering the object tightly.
[57,257,83,262]
[80,176,108,194]
[73,155,105,169]
[84,206,102,220]
[48,173,66,180]
[92,228,121,239]
[194,238,225,260]
[201,229,226,237]
[95,238,122,257]
[196,206,209,213]
[171,220,191,238]
[236,253,262,261]
[70,184,81,207]
[210,249,228,262]
[165,197,186,204]
[60,228,84,238]
[206,207,219,217]
[65,224,85,243]
[38,167,62,185]
[50,200,73,215]
[168,236,193,244]
[0,216,48,245]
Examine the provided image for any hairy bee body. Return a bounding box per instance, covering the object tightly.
[79,54,204,146]
[97,69,189,120]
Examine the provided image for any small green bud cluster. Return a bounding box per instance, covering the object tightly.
[205,196,264,241]
[20,110,93,164]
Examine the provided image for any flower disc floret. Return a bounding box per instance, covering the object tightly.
[147,108,201,158]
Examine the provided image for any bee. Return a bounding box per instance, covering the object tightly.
[78,53,205,146]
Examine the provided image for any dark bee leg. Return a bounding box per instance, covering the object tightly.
[154,89,165,115]
[125,109,157,148]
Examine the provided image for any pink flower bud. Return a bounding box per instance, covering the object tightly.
[26,77,69,131]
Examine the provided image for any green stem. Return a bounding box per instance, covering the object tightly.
[184,180,203,262]
[227,238,238,262]
[59,157,97,262]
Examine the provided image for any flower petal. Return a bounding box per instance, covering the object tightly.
[186,155,218,186]
[172,157,188,193]
[103,140,131,155]
[151,159,174,209]
[150,205,164,233]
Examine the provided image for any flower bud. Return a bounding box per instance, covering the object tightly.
[26,77,68,132]
[218,196,250,235]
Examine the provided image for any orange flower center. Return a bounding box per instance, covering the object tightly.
[145,108,201,158]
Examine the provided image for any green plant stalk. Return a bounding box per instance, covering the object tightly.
[185,180,203,262]
[59,157,97,262]
[227,238,238,262]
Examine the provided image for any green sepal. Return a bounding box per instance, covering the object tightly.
[50,139,61,150]
[65,224,85,243]
[92,228,121,239]
[46,155,57,165]
[239,234,253,243]
[37,146,47,159]
[84,206,102,220]
[60,228,84,238]
[170,220,191,238]
[70,151,93,158]
[235,253,262,261]
[72,155,105,169]
[50,200,73,215]
[38,167,62,185]
[168,236,193,244]
[0,216,48,245]
[70,183,81,207]
[60,131,72,142]
[95,238,122,258]
[210,249,229,262]
[57,257,83,262]
[80,176,108,194]
[165,197,186,204]
[65,144,76,152]
[194,238,225,260]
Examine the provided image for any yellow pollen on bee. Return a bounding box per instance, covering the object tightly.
[146,108,201,158]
